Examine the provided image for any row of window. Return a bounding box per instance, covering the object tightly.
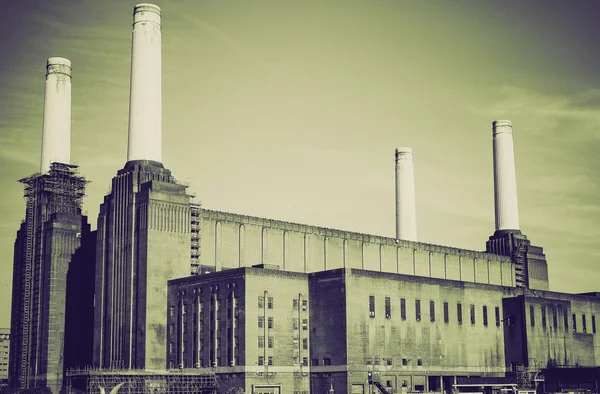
[369,296,501,327]
[529,305,597,334]
[257,297,309,310]
[256,336,309,350]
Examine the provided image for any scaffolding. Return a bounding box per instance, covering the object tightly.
[65,368,218,394]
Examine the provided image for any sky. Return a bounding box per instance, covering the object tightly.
[1,0,599,328]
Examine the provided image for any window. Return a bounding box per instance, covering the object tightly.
[302,357,308,366]
[541,306,547,328]
[415,299,421,321]
[258,356,264,366]
[169,324,174,336]
[258,316,264,328]
[302,299,308,310]
[311,359,319,366]
[470,304,475,325]
[495,306,501,327]
[417,359,423,366]
[258,296,264,309]
[386,358,393,366]
[258,337,264,348]
[593,315,596,334]
[400,298,406,320]
[268,336,274,348]
[564,310,569,331]
[573,314,577,332]
[302,319,308,330]
[268,317,273,329]
[385,297,391,319]
[374,358,380,365]
[369,296,375,318]
[268,297,273,309]
[268,356,273,366]
[457,303,463,325]
[528,305,534,326]
[169,342,174,353]
[302,338,308,350]
[170,306,175,317]
[443,302,449,324]
[483,306,488,327]
[365,358,372,365]
[402,358,408,366]
[293,299,298,309]
[323,358,331,366]
[430,301,435,322]
[293,318,299,330]
[583,314,587,333]
[552,307,558,329]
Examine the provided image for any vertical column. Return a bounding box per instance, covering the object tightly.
[127,4,162,162]
[40,57,72,173]
[395,148,417,241]
[492,120,520,232]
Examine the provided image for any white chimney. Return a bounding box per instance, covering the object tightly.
[40,57,71,173]
[395,147,417,242]
[127,3,162,163]
[492,120,520,232]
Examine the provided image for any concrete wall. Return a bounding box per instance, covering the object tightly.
[199,210,513,287]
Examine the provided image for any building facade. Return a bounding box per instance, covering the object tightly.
[0,328,9,385]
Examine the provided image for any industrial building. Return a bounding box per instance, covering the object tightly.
[6,2,600,394]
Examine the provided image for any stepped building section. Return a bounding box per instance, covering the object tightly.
[10,163,89,393]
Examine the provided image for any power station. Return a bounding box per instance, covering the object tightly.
[7,3,600,394]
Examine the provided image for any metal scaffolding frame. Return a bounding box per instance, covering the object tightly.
[65,368,218,394]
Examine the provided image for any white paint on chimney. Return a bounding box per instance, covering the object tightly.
[127,3,162,162]
[492,120,520,231]
[395,147,417,242]
[40,57,71,173]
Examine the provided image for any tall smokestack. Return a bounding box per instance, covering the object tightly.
[395,147,417,242]
[40,57,71,173]
[127,3,162,163]
[492,120,520,233]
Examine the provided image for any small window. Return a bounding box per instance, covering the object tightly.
[457,303,463,325]
[430,301,435,322]
[268,297,273,309]
[268,356,273,366]
[302,299,308,310]
[402,358,408,366]
[417,359,423,366]
[385,297,391,319]
[583,314,587,333]
[257,356,264,365]
[268,317,273,329]
[302,319,308,330]
[268,337,273,348]
[293,318,299,330]
[169,342,174,353]
[483,306,488,327]
[470,304,475,325]
[302,357,308,366]
[415,299,421,322]
[495,306,501,327]
[369,296,375,318]
[564,310,569,331]
[258,336,264,348]
[386,358,393,366]
[552,307,558,329]
[170,306,175,317]
[374,357,380,365]
[573,314,577,332]
[302,338,308,350]
[541,306,547,328]
[592,315,596,334]
[258,316,264,328]
[365,358,372,365]
[443,302,449,324]
[530,305,535,326]
[293,299,298,309]
[258,296,264,309]
[169,324,174,336]
[323,358,331,366]
[311,359,319,366]
[400,298,406,320]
